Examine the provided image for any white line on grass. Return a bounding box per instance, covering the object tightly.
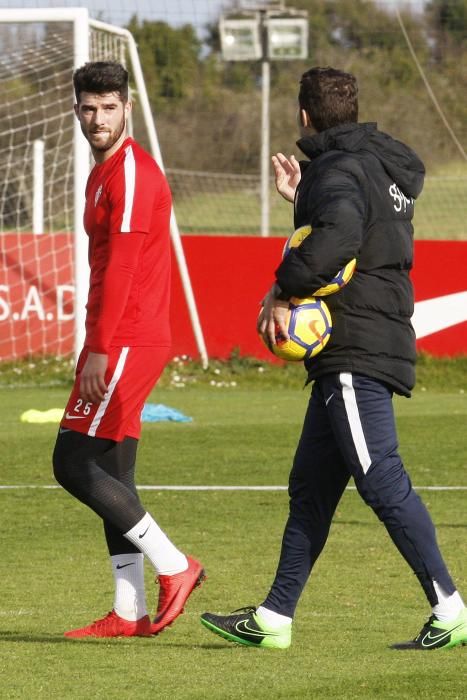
[0,485,466,491]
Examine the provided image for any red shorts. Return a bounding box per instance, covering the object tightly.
[61,345,170,441]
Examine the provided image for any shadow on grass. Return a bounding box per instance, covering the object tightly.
[0,632,232,650]
[333,520,467,528]
[0,632,155,644]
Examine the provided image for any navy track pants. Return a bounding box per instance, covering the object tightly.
[262,372,455,618]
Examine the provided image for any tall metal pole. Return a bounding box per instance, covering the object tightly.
[260,57,270,237]
[260,14,270,238]
[73,9,91,364]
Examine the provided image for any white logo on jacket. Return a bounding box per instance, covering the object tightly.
[389,183,413,213]
[94,184,103,207]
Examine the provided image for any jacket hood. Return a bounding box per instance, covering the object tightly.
[297,122,425,198]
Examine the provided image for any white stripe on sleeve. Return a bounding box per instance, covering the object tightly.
[339,372,372,474]
[88,347,130,437]
[121,145,136,233]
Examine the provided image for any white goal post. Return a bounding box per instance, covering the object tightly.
[0,7,208,368]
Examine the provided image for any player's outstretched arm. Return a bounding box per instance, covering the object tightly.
[272,153,301,203]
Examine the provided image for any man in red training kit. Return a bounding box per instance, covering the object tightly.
[53,61,204,638]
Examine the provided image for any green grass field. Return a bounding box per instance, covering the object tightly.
[1,363,466,699]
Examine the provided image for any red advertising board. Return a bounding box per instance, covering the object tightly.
[0,233,74,359]
[1,233,466,361]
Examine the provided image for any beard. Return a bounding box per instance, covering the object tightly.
[86,114,126,152]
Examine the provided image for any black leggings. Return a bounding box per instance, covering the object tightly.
[53,429,145,555]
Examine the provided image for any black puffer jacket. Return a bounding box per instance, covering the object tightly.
[275,122,425,396]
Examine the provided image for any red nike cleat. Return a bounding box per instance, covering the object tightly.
[152,556,205,634]
[64,610,152,638]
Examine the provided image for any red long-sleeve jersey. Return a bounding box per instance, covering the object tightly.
[83,137,172,353]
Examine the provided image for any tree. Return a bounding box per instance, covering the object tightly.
[124,2,466,173]
[126,17,202,109]
[427,0,467,44]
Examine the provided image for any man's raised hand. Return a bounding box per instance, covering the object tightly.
[271,152,301,203]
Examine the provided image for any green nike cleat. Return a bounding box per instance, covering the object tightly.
[391,608,467,650]
[200,607,291,649]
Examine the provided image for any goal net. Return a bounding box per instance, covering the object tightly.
[0,8,207,366]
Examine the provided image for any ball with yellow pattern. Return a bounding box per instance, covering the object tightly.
[262,296,332,362]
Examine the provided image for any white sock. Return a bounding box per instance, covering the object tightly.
[256,605,292,628]
[432,580,465,622]
[111,553,147,621]
[124,512,188,575]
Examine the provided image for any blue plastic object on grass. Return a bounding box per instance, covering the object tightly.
[141,403,192,423]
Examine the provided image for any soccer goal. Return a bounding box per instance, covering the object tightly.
[0,7,208,367]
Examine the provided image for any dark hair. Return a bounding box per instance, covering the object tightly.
[73,61,129,103]
[298,67,358,132]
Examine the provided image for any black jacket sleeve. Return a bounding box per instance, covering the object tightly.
[275,158,367,299]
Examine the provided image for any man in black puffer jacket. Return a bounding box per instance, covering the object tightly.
[280,120,419,396]
[201,67,466,651]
